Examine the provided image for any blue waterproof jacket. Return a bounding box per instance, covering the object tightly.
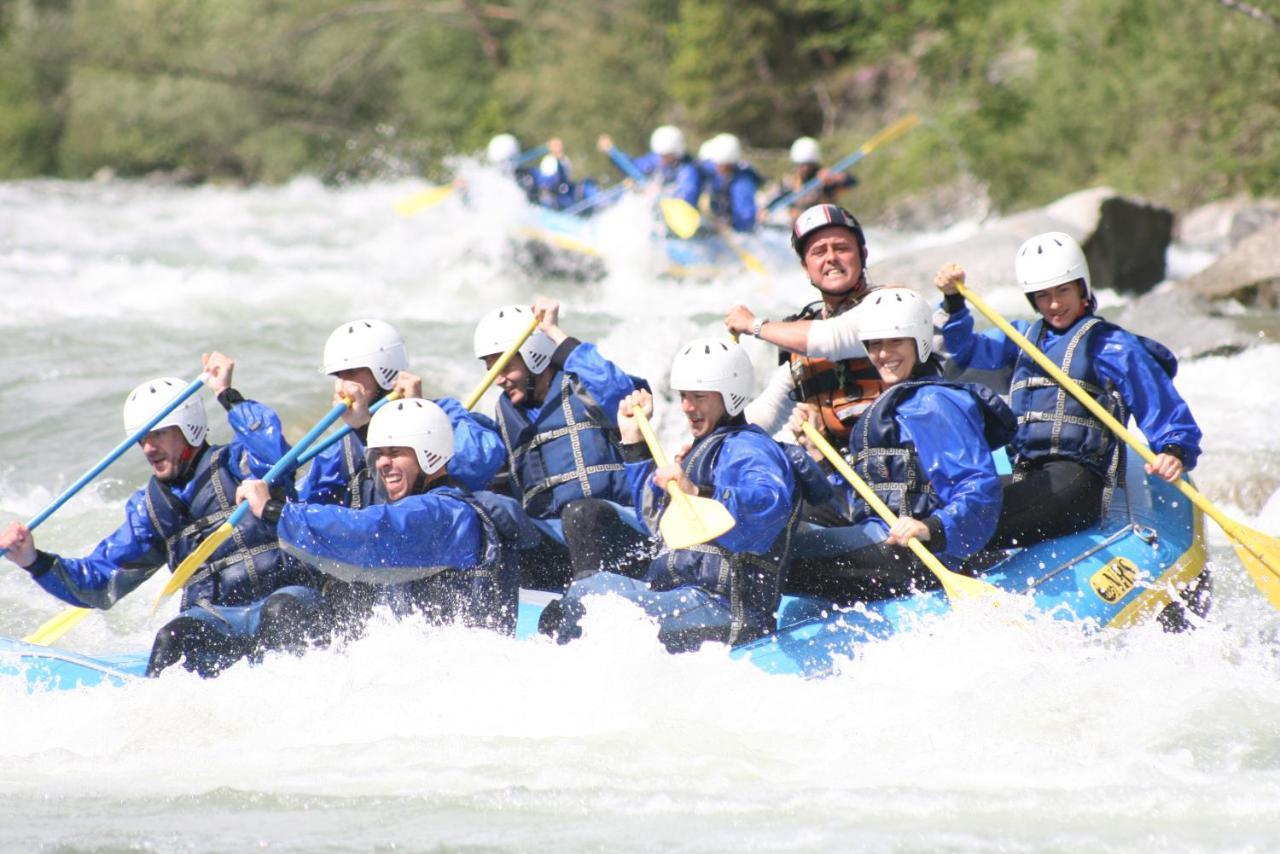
[533,157,598,211]
[702,163,761,233]
[298,396,504,505]
[942,306,1202,473]
[617,151,704,209]
[842,379,1013,561]
[23,398,314,611]
[475,340,640,519]
[277,477,524,632]
[629,421,799,643]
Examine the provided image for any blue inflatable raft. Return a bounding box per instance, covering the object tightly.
[515,207,793,279]
[1,452,1205,691]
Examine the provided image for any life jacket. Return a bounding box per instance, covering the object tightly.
[845,377,1017,523]
[1011,317,1118,479]
[492,368,633,518]
[640,423,801,646]
[143,445,308,610]
[707,164,761,222]
[786,173,846,216]
[348,470,521,632]
[783,299,887,440]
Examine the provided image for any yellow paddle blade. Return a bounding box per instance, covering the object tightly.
[153,521,235,613]
[659,486,737,550]
[735,242,768,274]
[660,198,702,239]
[800,422,1003,604]
[22,606,92,646]
[1224,520,1280,609]
[393,184,456,217]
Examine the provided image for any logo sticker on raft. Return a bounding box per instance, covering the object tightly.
[1090,556,1141,604]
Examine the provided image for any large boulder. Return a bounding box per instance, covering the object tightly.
[1175,221,1280,309]
[1082,196,1173,295]
[870,187,1173,297]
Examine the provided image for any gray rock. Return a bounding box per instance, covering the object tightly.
[1175,221,1280,308]
[1110,286,1252,358]
[1177,198,1280,252]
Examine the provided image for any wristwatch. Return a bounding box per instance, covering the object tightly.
[751,317,769,337]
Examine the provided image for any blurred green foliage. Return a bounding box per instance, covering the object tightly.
[0,0,1275,212]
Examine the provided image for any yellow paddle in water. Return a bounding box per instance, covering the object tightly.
[659,197,767,273]
[393,184,457,217]
[954,282,1280,609]
[631,406,735,550]
[152,310,543,614]
[801,421,1003,604]
[659,197,702,240]
[23,607,92,646]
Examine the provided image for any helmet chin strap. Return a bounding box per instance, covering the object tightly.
[161,442,202,484]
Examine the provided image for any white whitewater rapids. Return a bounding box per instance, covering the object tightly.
[2,174,1280,851]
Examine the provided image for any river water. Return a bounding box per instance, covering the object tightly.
[2,175,1280,852]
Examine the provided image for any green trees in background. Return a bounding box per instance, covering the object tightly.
[0,0,1276,212]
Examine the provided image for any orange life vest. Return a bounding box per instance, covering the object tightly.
[783,299,887,441]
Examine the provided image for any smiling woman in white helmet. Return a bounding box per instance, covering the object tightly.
[238,398,524,634]
[0,352,331,678]
[935,232,1204,556]
[299,318,504,512]
[539,337,818,652]
[471,296,650,591]
[783,288,1016,603]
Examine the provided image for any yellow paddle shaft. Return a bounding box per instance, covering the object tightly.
[801,421,993,603]
[954,283,1268,562]
[466,313,543,410]
[632,405,702,519]
[153,521,235,611]
[859,113,920,155]
[22,607,91,646]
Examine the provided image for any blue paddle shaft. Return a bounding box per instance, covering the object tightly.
[562,147,648,216]
[564,183,628,216]
[516,144,548,166]
[607,148,648,183]
[295,394,395,466]
[767,149,865,213]
[225,399,351,528]
[1,375,207,557]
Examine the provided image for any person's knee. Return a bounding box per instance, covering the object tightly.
[561,499,618,534]
[147,616,240,679]
[258,591,326,651]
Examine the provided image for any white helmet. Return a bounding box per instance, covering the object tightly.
[856,287,934,362]
[123,377,208,446]
[486,133,521,165]
[538,154,562,178]
[1015,231,1092,300]
[366,398,454,476]
[472,304,557,375]
[649,125,686,157]
[789,136,821,165]
[708,133,742,166]
[669,338,754,417]
[322,319,408,391]
[696,138,715,162]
